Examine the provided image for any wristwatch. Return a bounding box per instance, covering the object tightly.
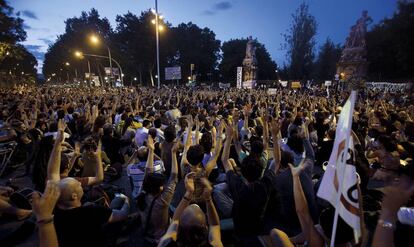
[378,219,396,230]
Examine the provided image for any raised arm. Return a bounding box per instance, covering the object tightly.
[86,141,104,186]
[32,181,61,247]
[194,116,201,145]
[180,120,194,173]
[205,120,224,177]
[261,108,269,150]
[145,135,155,176]
[47,119,66,182]
[270,119,281,174]
[201,178,223,247]
[372,180,414,247]
[221,123,234,173]
[158,173,195,246]
[289,162,324,247]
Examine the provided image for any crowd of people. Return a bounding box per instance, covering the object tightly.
[0,84,413,247]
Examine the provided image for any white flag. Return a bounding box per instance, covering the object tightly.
[317,91,361,242]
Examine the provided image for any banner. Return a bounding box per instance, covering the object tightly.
[317,91,360,244]
[268,88,277,95]
[219,83,231,89]
[280,81,288,87]
[104,67,119,76]
[325,80,332,86]
[291,81,301,89]
[236,67,243,89]
[242,80,254,89]
[91,76,100,86]
[165,66,182,80]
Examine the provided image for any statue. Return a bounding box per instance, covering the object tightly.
[242,36,258,84]
[344,10,371,48]
[337,11,371,90]
[245,37,257,61]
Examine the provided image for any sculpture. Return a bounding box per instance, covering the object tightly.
[242,36,258,83]
[337,11,371,90]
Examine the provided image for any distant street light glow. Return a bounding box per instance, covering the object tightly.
[90,35,99,44]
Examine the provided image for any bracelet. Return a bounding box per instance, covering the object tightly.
[37,215,54,226]
[183,195,192,202]
[378,219,396,230]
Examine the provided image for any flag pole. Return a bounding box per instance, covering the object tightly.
[329,91,357,247]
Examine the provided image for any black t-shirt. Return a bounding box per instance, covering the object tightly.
[54,205,112,247]
[226,169,275,236]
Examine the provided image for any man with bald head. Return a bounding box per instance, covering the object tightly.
[47,120,130,247]
[158,173,223,247]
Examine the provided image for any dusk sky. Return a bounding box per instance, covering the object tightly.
[10,0,399,72]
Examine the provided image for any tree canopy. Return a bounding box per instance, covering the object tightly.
[366,1,414,81]
[0,0,37,85]
[283,2,317,80]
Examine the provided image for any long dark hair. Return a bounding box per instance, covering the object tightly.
[122,117,133,136]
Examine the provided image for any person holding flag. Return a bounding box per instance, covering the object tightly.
[282,91,359,247]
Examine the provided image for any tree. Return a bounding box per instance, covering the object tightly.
[283,2,317,80]
[112,10,175,86]
[219,38,277,84]
[170,22,221,83]
[0,0,37,85]
[366,1,414,81]
[43,9,113,84]
[0,0,26,43]
[314,38,342,80]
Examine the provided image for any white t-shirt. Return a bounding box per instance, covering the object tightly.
[134,127,149,147]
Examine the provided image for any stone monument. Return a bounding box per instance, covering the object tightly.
[242,36,258,87]
[337,11,371,90]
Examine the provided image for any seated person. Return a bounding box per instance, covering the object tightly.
[135,136,179,245]
[158,173,223,247]
[47,120,130,247]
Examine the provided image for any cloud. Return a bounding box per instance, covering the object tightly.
[21,10,38,20]
[25,45,45,60]
[202,1,233,16]
[214,1,232,11]
[202,10,215,16]
[23,23,31,30]
[39,38,53,46]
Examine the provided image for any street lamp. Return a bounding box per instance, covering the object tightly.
[74,50,124,88]
[74,51,91,87]
[152,0,162,89]
[89,34,115,87]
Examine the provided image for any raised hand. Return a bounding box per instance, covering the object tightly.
[31,180,61,221]
[270,118,281,137]
[200,177,213,201]
[184,172,196,194]
[56,119,66,143]
[147,135,155,151]
[74,142,81,156]
[288,159,305,177]
[171,139,180,154]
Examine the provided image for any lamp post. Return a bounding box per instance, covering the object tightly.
[153,1,161,89]
[89,34,117,86]
[74,51,123,87]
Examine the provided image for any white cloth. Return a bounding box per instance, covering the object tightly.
[134,127,149,147]
[398,207,414,226]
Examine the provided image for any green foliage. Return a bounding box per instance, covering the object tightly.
[314,38,342,80]
[0,0,37,84]
[0,0,26,43]
[366,1,414,81]
[283,2,317,80]
[43,8,113,83]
